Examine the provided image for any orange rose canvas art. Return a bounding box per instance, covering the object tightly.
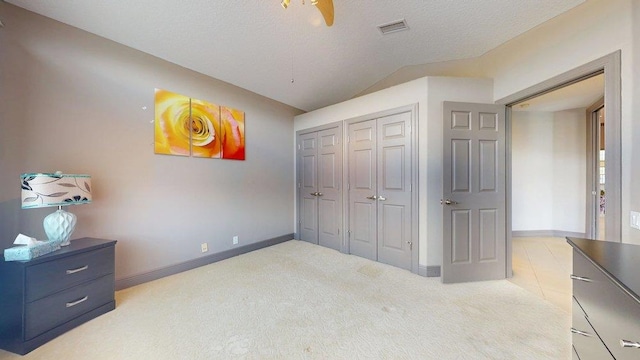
[154,89,245,160]
[154,89,191,156]
[190,97,222,159]
[221,106,245,160]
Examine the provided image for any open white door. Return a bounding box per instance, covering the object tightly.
[442,102,506,283]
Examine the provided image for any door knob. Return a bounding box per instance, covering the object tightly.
[310,192,318,196]
[366,195,378,200]
[378,196,387,201]
[317,192,323,197]
[440,199,457,205]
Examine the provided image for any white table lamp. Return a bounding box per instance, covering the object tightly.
[21,171,92,246]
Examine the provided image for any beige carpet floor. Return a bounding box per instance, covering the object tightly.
[0,240,571,360]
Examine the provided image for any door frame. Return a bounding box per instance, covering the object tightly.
[342,104,420,273]
[295,121,343,244]
[497,51,622,276]
[585,97,605,240]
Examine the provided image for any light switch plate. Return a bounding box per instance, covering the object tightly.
[631,211,640,230]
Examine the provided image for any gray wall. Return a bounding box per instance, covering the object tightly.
[0,3,302,280]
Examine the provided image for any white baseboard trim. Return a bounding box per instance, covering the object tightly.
[512,230,586,239]
[115,234,294,290]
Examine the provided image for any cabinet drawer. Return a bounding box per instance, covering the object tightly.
[26,247,114,302]
[25,274,114,340]
[571,296,613,359]
[573,251,640,360]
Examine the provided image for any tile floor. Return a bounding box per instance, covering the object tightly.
[508,236,572,313]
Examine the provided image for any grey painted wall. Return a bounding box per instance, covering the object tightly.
[0,3,302,280]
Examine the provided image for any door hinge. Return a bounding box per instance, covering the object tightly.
[407,241,413,250]
[408,124,412,133]
[346,135,350,143]
[337,228,340,235]
[298,183,301,189]
[410,184,412,192]
[347,230,351,237]
[347,183,350,190]
[297,144,301,150]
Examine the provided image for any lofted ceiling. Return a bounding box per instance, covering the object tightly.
[5,0,585,112]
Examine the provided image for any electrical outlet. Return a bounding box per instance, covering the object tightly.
[233,236,239,245]
[201,243,208,253]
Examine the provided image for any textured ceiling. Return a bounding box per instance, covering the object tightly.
[6,0,585,111]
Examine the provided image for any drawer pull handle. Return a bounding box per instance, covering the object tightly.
[66,296,88,308]
[66,265,89,275]
[571,328,592,337]
[570,274,592,282]
[620,339,640,348]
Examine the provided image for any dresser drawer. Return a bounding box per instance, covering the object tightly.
[573,251,640,360]
[571,296,613,359]
[25,274,114,340]
[26,246,114,302]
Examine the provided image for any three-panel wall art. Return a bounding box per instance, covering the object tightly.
[154,88,245,160]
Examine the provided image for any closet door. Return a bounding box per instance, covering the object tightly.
[376,112,412,270]
[317,127,342,251]
[347,112,413,270]
[348,119,378,260]
[298,132,319,244]
[297,126,343,251]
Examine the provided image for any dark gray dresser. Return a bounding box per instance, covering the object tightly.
[568,237,640,360]
[0,237,116,355]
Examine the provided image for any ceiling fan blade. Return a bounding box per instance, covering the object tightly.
[315,0,334,27]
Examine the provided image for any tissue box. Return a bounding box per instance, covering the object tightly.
[4,240,62,261]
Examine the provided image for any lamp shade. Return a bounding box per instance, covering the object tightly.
[21,172,92,209]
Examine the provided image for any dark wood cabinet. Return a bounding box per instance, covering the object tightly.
[0,237,116,355]
[568,237,640,360]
